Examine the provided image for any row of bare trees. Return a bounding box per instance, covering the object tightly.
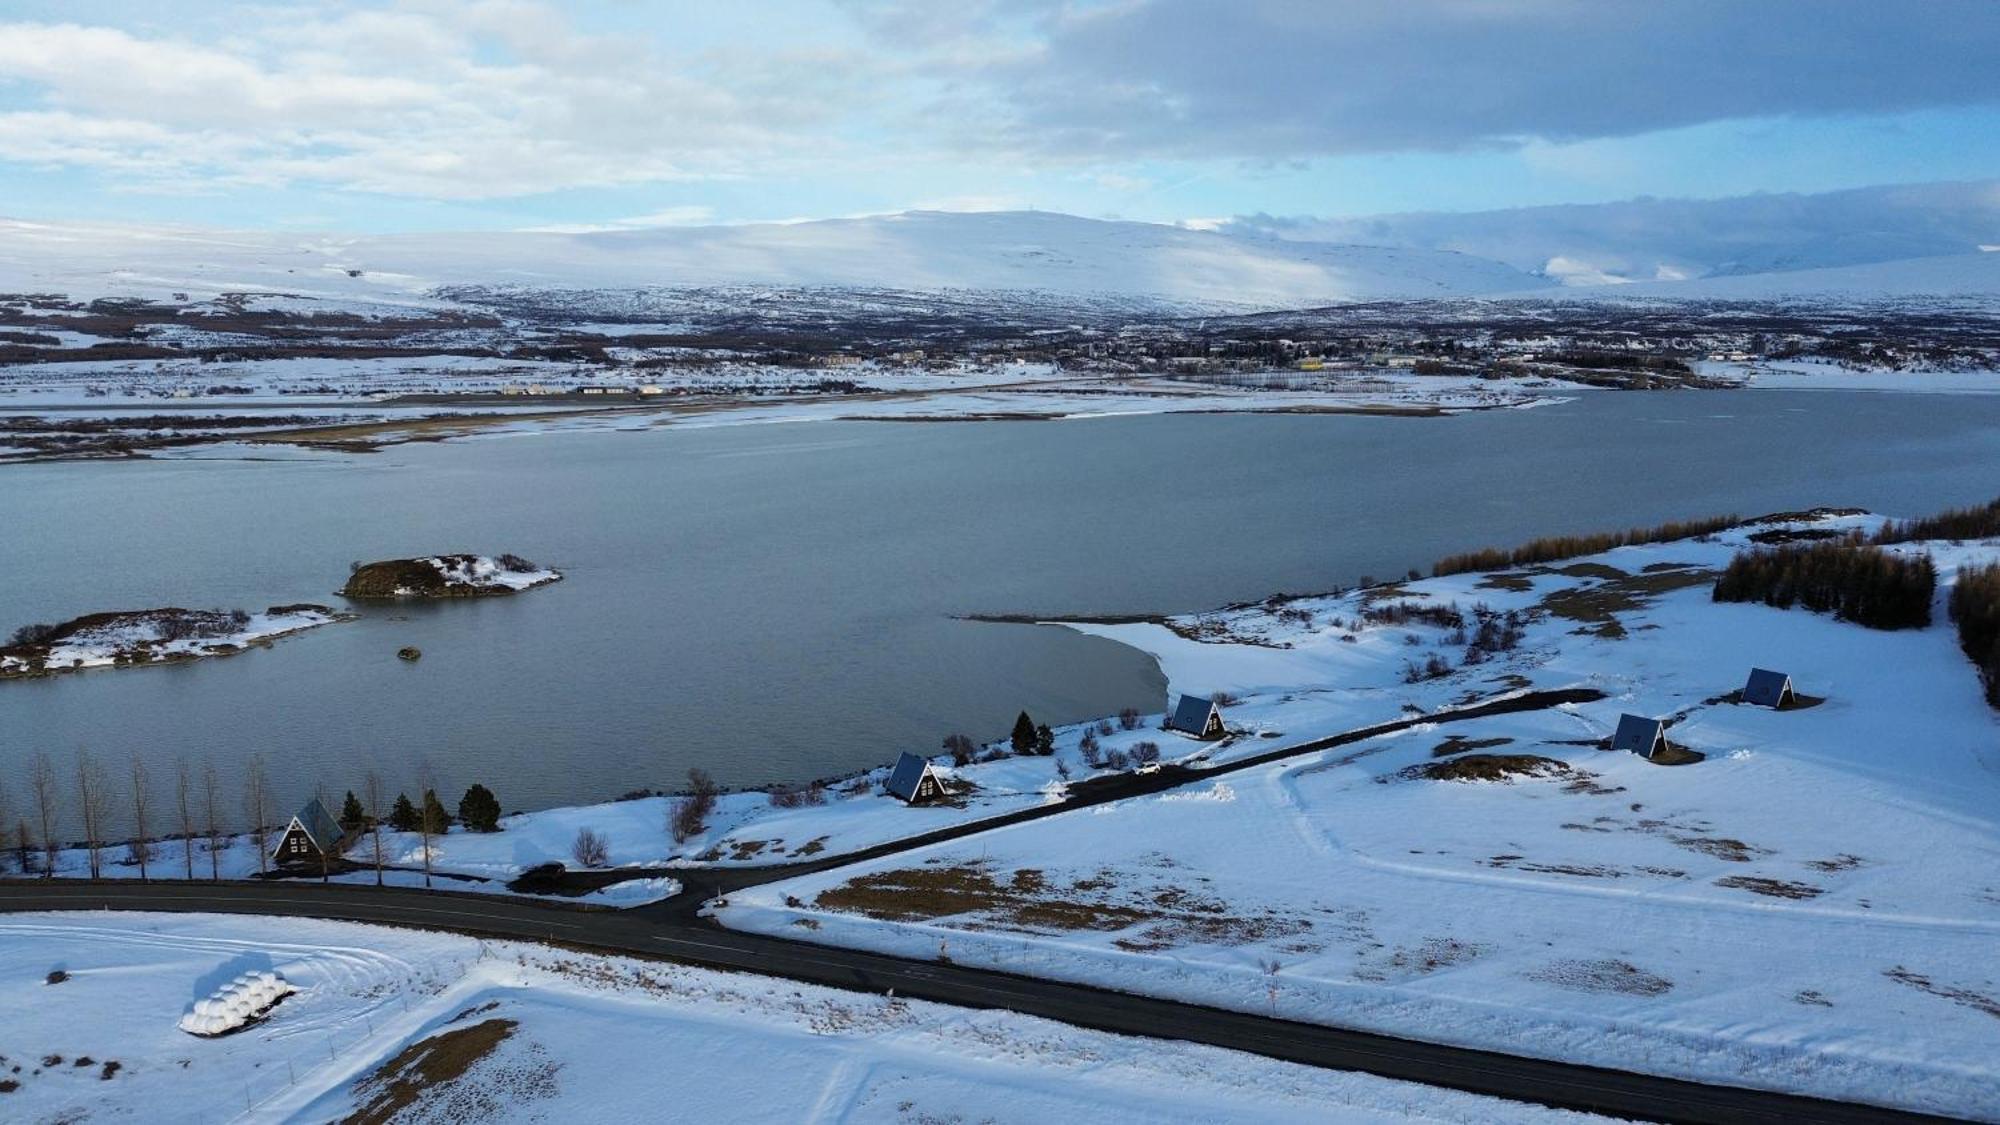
[0,749,423,886]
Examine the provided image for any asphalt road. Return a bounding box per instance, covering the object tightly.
[0,879,1951,1125]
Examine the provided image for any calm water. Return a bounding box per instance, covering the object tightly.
[5,390,1998,831]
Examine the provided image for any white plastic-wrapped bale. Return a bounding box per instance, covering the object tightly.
[178,970,296,1037]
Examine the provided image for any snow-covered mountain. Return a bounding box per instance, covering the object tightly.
[1221,180,2000,288]
[1546,249,2000,302]
[0,210,1553,312]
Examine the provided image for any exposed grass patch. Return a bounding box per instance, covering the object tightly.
[1530,958,1673,997]
[345,1018,519,1125]
[1716,875,1824,900]
[812,861,1310,951]
[1403,753,1571,782]
[1883,966,2000,1020]
[1430,735,1515,758]
[1540,567,1718,638]
[1669,835,1770,862]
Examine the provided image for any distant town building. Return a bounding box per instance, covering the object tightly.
[1611,714,1671,760]
[1165,694,1225,740]
[884,751,947,804]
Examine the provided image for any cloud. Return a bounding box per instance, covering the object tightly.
[0,6,860,200]
[0,1,1994,208]
[937,0,2000,160]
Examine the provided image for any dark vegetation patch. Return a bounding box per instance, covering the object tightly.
[1430,735,1515,758]
[1432,513,1737,577]
[340,554,546,599]
[1805,854,1866,873]
[1402,754,1571,782]
[812,862,1310,950]
[1949,561,2000,709]
[1747,527,1849,545]
[1873,495,2000,545]
[1670,835,1769,862]
[1713,543,1935,630]
[1883,966,2000,1020]
[1715,875,1825,900]
[344,1018,520,1125]
[1530,958,1673,997]
[1539,567,1718,638]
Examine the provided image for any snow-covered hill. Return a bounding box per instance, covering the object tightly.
[0,211,1554,311]
[1547,249,2000,302]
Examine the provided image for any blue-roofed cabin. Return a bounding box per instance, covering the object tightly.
[1742,668,1796,709]
[1610,714,1670,760]
[885,751,947,805]
[1165,694,1225,740]
[273,796,355,868]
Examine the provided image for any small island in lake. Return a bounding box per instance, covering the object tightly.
[341,553,563,599]
[1,605,348,680]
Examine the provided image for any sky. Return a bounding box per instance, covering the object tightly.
[0,0,1996,233]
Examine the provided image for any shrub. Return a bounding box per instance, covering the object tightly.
[669,768,720,844]
[9,622,58,647]
[571,827,609,868]
[1104,749,1131,771]
[389,792,420,832]
[1034,723,1055,755]
[1117,708,1141,731]
[1209,691,1238,707]
[1433,513,1740,576]
[1874,496,2000,545]
[1361,602,1465,631]
[768,783,826,808]
[1132,741,1161,765]
[1010,711,1039,756]
[1402,653,1454,683]
[457,784,502,832]
[1095,719,1115,737]
[1080,739,1104,769]
[1950,562,2000,709]
[941,733,977,767]
[1712,543,1935,630]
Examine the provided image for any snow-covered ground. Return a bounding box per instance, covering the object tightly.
[0,606,346,679]
[716,513,2000,1119]
[0,211,1555,309]
[0,912,1598,1123]
[1698,356,2000,393]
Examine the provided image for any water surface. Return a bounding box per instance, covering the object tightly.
[5,390,1996,831]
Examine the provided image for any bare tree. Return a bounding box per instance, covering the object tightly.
[415,767,439,889]
[30,751,58,878]
[127,754,153,881]
[201,758,224,879]
[363,770,387,887]
[14,820,31,876]
[571,827,609,868]
[75,748,111,880]
[243,754,273,875]
[174,755,196,880]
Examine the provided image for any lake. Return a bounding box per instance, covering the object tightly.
[6,389,1999,833]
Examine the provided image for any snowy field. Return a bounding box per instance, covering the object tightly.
[717,513,2000,1119]
[0,912,1598,1123]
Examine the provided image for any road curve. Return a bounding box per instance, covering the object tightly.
[0,879,1949,1125]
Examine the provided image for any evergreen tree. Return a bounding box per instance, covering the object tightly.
[390,792,419,832]
[339,790,366,830]
[1034,723,1055,756]
[420,788,451,834]
[1010,710,1038,756]
[457,784,502,833]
